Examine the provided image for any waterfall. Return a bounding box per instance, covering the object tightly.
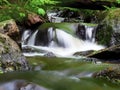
[48,27,58,47]
[85,26,95,42]
[22,26,104,57]
[22,30,31,45]
[27,30,38,46]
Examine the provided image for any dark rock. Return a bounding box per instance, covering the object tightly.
[76,24,86,40]
[88,44,120,62]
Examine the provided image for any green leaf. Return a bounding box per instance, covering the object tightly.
[37,8,46,16]
[19,13,26,17]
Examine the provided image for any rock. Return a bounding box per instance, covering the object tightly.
[87,44,120,62]
[0,33,29,72]
[0,19,20,42]
[73,50,94,56]
[25,13,45,28]
[93,65,120,83]
[44,52,56,57]
[96,8,120,46]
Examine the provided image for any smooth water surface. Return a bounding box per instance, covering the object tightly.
[0,57,119,90]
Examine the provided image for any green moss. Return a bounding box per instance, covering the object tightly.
[96,24,113,46]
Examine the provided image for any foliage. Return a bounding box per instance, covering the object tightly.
[104,6,117,11]
[0,0,58,22]
[116,0,120,4]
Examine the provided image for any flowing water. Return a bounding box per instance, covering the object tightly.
[0,57,118,90]
[22,23,104,57]
[0,23,118,90]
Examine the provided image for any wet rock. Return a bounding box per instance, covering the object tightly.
[44,52,56,57]
[73,50,94,56]
[0,33,29,72]
[96,8,120,46]
[87,44,120,62]
[76,24,86,40]
[0,19,20,42]
[93,65,120,83]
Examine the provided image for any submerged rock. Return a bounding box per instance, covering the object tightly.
[0,33,29,72]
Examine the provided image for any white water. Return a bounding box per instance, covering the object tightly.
[27,30,38,45]
[22,30,31,45]
[22,28,104,57]
[85,26,95,42]
[47,12,65,22]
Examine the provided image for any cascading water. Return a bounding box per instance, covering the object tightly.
[22,24,104,57]
[27,30,39,46]
[85,26,95,42]
[47,12,65,23]
[22,30,31,45]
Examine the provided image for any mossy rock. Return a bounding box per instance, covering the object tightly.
[0,19,20,42]
[96,8,120,46]
[93,65,120,84]
[0,33,29,72]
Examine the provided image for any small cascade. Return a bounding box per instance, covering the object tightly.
[22,25,104,57]
[27,30,38,46]
[85,26,95,42]
[47,12,65,23]
[22,30,31,45]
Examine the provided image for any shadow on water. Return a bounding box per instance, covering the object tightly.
[0,56,119,90]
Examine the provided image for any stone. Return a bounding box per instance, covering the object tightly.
[25,13,45,27]
[0,33,29,72]
[93,65,120,83]
[96,8,120,46]
[73,50,94,56]
[0,19,20,42]
[87,44,120,62]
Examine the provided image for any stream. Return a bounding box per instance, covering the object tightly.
[0,13,119,90]
[0,57,119,90]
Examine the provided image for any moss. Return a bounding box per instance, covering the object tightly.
[104,8,120,21]
[96,24,113,46]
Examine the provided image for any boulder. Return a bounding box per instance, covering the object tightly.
[0,33,29,72]
[25,13,45,28]
[0,19,20,42]
[93,65,120,83]
[87,44,120,62]
[96,8,120,46]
